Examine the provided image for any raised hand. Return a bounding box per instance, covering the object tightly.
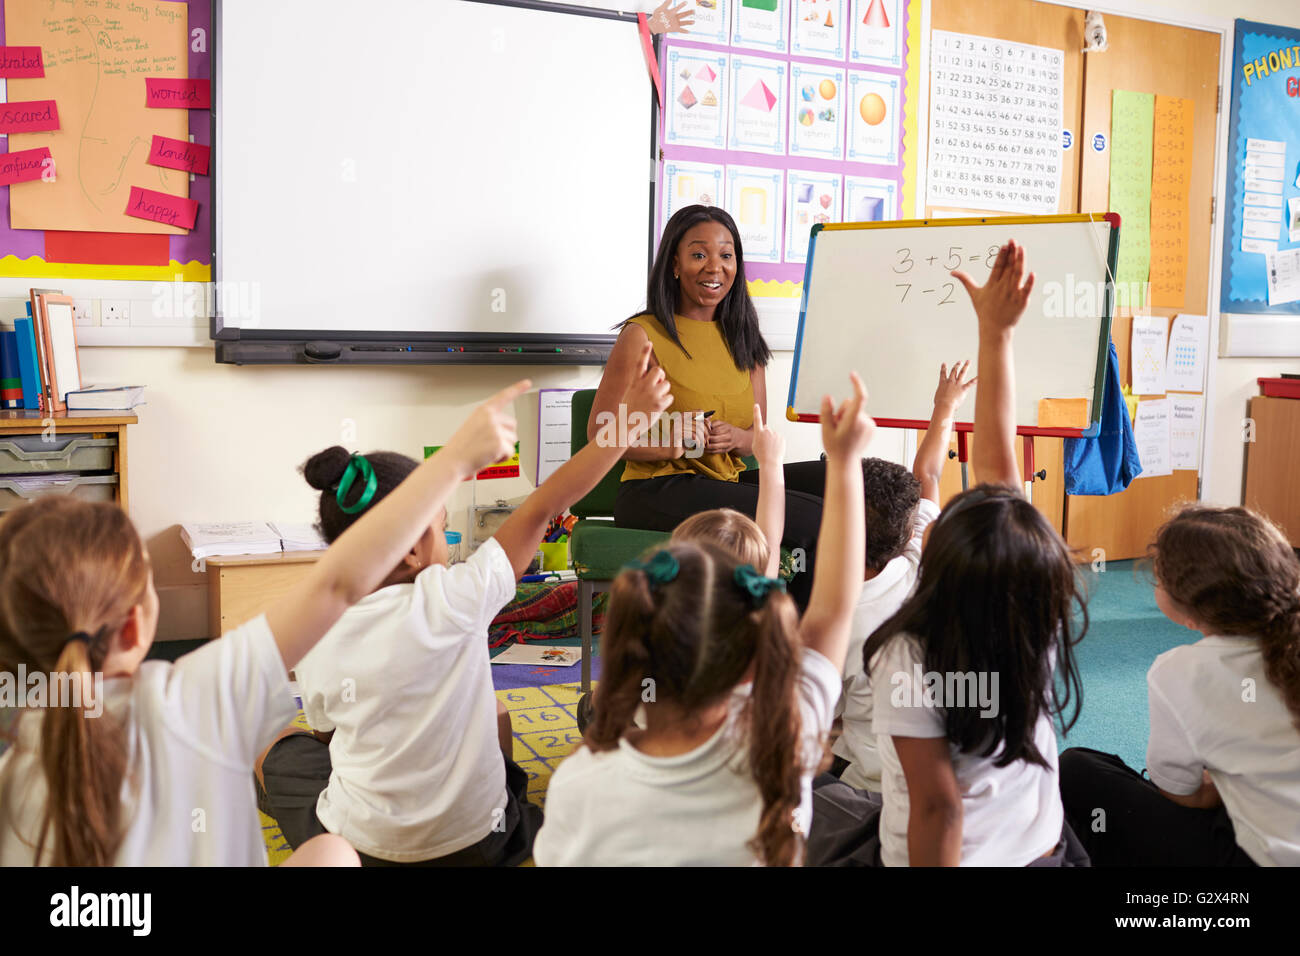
[934,360,976,415]
[647,0,695,34]
[951,240,1035,334]
[443,379,529,473]
[750,403,785,471]
[820,371,875,461]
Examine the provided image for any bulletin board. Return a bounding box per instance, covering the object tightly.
[1219,18,1300,315]
[0,0,211,281]
[656,0,921,300]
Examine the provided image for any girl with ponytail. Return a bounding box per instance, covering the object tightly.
[1062,505,1300,867]
[0,381,530,865]
[534,373,874,866]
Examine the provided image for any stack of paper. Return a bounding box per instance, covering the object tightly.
[270,521,328,552]
[181,521,282,560]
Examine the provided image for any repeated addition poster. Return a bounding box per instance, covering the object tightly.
[729,54,788,155]
[788,64,845,160]
[665,49,728,148]
[791,0,846,61]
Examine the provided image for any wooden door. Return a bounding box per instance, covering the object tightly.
[1065,14,1220,559]
[924,0,1080,534]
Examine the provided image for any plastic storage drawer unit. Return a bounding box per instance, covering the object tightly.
[0,474,119,511]
[0,434,117,475]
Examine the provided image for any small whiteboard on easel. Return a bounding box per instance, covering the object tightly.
[787,214,1120,437]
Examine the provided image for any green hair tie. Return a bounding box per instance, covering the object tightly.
[336,453,378,515]
[625,549,680,588]
[734,564,786,606]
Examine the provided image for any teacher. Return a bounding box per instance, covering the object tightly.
[589,204,832,610]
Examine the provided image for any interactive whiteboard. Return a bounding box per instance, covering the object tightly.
[788,215,1119,436]
[213,0,654,362]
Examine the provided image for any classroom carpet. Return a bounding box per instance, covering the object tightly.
[248,558,1194,864]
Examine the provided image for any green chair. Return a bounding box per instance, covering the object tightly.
[568,389,757,692]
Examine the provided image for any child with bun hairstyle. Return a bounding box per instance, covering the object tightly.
[534,373,874,866]
[0,382,527,865]
[1061,506,1300,866]
[263,347,671,866]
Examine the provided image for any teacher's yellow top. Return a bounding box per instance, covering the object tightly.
[621,313,755,483]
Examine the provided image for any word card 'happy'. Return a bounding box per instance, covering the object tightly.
[125,186,199,230]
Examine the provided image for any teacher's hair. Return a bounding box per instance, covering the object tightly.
[632,205,771,372]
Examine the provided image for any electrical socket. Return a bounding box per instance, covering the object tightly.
[101,300,131,327]
[72,299,96,326]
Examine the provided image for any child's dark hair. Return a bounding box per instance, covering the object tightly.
[302,446,418,543]
[0,497,148,865]
[588,541,804,866]
[862,457,921,572]
[1152,505,1300,729]
[864,484,1087,768]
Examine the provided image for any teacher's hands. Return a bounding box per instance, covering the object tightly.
[704,419,755,456]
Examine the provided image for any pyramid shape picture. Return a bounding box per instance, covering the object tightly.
[863,0,890,28]
[695,64,717,83]
[742,79,778,112]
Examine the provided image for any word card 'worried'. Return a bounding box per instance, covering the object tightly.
[145,78,211,109]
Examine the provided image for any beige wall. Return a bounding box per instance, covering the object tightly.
[65,0,1300,636]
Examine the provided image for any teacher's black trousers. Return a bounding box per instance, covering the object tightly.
[614,460,829,610]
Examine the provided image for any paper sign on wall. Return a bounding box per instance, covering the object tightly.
[1133,398,1171,478]
[536,389,576,485]
[1130,314,1168,395]
[1169,395,1203,472]
[1165,314,1207,392]
[6,0,190,234]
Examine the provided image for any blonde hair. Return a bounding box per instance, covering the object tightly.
[672,508,769,570]
[0,497,149,865]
